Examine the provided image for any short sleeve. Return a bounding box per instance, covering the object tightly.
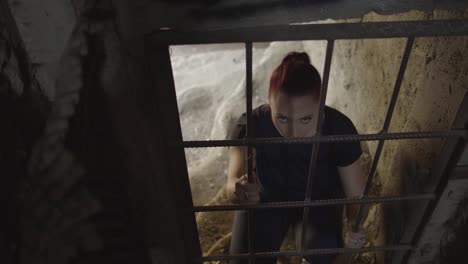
[227,113,247,140]
[227,105,267,140]
[331,111,362,167]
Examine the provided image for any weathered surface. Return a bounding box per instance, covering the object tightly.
[408,179,468,263]
[121,0,468,32]
[8,0,76,99]
[0,1,50,263]
[10,1,152,264]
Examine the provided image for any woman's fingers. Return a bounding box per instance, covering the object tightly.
[241,192,260,204]
[236,175,260,192]
[234,174,260,203]
[348,232,365,240]
[345,230,366,248]
[234,190,260,204]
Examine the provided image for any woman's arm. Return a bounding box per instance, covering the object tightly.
[338,159,367,225]
[226,146,259,204]
[338,159,368,248]
[226,146,246,203]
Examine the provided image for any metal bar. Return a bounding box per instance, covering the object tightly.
[173,130,466,148]
[193,194,435,212]
[245,41,255,264]
[352,37,415,232]
[300,40,334,257]
[303,40,334,200]
[200,244,412,262]
[382,37,415,131]
[151,20,468,45]
[245,42,254,184]
[402,89,468,264]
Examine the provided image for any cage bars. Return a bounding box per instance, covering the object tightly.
[148,18,468,264]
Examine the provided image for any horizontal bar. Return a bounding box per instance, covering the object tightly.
[151,20,468,45]
[193,194,434,212]
[201,244,412,262]
[175,130,466,148]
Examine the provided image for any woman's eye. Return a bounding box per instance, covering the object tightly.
[278,116,288,123]
[300,117,312,124]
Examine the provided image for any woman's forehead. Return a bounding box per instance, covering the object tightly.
[270,92,318,117]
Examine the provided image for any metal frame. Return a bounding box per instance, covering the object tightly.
[245,41,255,264]
[152,20,468,45]
[147,19,468,264]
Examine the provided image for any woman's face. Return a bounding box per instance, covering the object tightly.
[269,91,319,138]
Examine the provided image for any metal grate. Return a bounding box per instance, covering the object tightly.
[149,19,468,264]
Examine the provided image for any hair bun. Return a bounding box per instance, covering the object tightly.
[281,52,311,65]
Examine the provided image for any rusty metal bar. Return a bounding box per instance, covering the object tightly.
[300,40,334,258]
[193,194,434,212]
[352,37,415,232]
[245,41,255,264]
[200,244,412,262]
[173,130,466,148]
[152,20,468,45]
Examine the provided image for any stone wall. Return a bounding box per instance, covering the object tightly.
[321,9,468,263]
[0,1,50,263]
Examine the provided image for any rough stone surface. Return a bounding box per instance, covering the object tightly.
[8,0,76,99]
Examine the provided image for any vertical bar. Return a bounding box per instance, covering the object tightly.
[300,40,335,258]
[352,37,415,232]
[245,41,255,264]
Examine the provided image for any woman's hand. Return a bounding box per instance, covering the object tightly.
[344,226,366,248]
[234,175,260,204]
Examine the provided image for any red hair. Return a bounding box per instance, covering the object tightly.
[269,52,321,98]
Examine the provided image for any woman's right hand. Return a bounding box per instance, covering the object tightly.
[234,175,260,204]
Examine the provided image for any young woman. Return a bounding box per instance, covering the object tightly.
[226,52,367,264]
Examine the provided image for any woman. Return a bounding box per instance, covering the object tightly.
[226,52,367,264]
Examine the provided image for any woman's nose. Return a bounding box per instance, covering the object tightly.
[288,124,299,137]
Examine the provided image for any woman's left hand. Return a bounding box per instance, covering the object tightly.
[344,226,366,248]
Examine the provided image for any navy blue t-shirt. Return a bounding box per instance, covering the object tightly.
[229,104,362,228]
